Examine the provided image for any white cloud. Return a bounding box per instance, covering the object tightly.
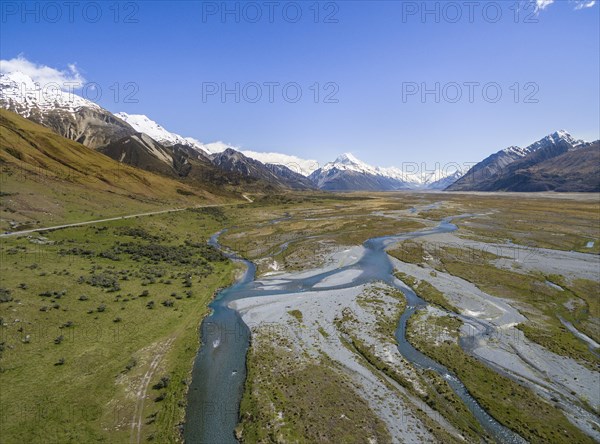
[535,0,555,11]
[0,55,85,89]
[535,0,596,12]
[572,0,596,9]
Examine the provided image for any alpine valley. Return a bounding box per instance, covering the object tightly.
[1,71,599,444]
[2,7,599,444]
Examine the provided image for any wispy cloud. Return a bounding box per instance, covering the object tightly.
[536,0,597,11]
[572,0,596,10]
[0,55,86,89]
[535,0,555,12]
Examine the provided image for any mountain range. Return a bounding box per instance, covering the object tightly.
[116,111,460,190]
[1,71,598,194]
[308,153,463,191]
[447,130,599,192]
[0,71,314,193]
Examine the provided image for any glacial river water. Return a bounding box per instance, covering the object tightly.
[184,217,526,444]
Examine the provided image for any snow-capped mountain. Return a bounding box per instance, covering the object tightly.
[0,71,136,149]
[447,130,593,191]
[0,71,101,115]
[321,153,380,175]
[114,112,191,147]
[115,112,317,174]
[525,130,585,152]
[211,149,314,189]
[240,151,319,176]
[309,153,461,191]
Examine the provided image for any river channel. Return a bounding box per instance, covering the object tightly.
[184,216,526,444]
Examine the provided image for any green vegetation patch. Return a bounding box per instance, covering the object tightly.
[388,240,426,264]
[407,311,595,444]
[444,195,600,255]
[237,330,390,443]
[287,309,303,323]
[394,271,459,313]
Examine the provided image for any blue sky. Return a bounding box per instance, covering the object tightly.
[1,0,599,169]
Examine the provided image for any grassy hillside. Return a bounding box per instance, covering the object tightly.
[0,109,233,232]
[0,208,238,443]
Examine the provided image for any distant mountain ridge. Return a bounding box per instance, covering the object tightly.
[308,153,461,191]
[210,148,314,190]
[115,112,320,175]
[447,130,598,192]
[81,110,463,189]
[2,71,596,193]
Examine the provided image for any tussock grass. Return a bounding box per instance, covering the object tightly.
[0,209,235,443]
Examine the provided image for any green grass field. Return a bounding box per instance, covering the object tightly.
[0,208,237,443]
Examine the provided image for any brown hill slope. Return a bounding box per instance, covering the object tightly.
[0,109,229,231]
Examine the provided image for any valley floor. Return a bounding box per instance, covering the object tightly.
[226,193,599,443]
[0,191,598,443]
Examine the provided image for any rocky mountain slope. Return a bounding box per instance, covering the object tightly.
[0,109,221,231]
[0,71,137,148]
[486,141,600,192]
[211,149,314,190]
[447,131,597,192]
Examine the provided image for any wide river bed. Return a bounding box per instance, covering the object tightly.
[184,217,527,443]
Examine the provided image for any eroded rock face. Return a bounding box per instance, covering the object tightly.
[31,107,137,149]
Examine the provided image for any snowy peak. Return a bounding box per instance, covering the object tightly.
[115,112,190,147]
[550,129,586,147]
[312,152,461,190]
[323,152,379,175]
[548,129,582,145]
[335,152,361,164]
[0,71,100,116]
[500,131,586,159]
[525,130,586,153]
